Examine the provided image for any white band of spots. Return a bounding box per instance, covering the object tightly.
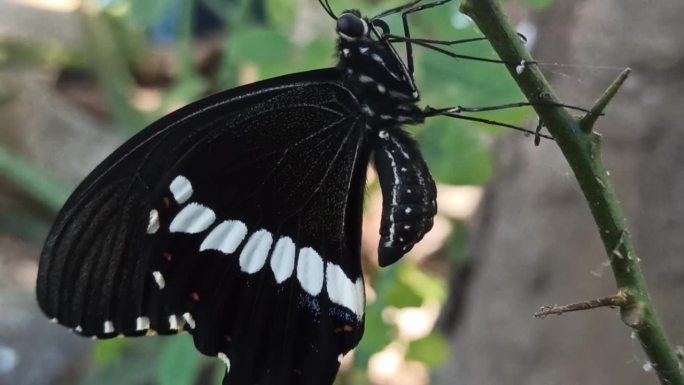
[136,316,150,331]
[297,247,324,296]
[200,220,248,253]
[169,175,193,204]
[152,271,166,289]
[218,352,231,373]
[104,320,114,334]
[270,236,296,283]
[169,315,180,330]
[146,209,160,234]
[182,312,196,329]
[169,203,216,234]
[239,229,273,274]
[326,263,365,318]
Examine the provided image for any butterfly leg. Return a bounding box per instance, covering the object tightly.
[399,0,453,76]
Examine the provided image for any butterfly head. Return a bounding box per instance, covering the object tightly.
[336,11,370,41]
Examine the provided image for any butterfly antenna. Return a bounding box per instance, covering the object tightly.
[318,0,337,19]
[424,106,555,141]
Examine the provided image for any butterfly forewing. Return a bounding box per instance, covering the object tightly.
[37,69,368,384]
[38,5,443,385]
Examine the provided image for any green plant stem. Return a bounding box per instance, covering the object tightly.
[459,1,684,384]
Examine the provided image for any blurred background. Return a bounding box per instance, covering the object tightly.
[0,0,682,384]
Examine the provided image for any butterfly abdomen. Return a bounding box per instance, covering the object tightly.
[373,128,437,267]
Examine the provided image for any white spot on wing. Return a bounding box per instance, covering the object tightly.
[136,316,150,331]
[104,320,114,334]
[168,315,179,330]
[146,209,160,234]
[152,271,166,289]
[377,83,386,94]
[326,263,365,318]
[354,278,365,317]
[218,352,231,373]
[74,325,82,333]
[182,312,196,329]
[239,229,273,273]
[270,236,296,283]
[169,203,216,233]
[359,46,369,54]
[359,74,374,83]
[170,175,193,204]
[200,220,248,253]
[297,247,324,296]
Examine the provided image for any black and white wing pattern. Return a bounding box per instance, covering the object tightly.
[36,69,369,385]
[38,6,442,385]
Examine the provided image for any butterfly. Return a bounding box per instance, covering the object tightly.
[36,1,454,384]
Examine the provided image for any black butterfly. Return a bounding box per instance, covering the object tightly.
[37,1,453,384]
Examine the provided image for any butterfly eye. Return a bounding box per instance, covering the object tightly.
[336,13,368,40]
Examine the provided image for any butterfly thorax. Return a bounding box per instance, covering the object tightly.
[335,12,424,128]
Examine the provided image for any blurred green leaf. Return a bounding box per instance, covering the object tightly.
[93,339,131,365]
[405,333,449,368]
[385,275,423,308]
[158,336,202,385]
[521,0,556,9]
[417,118,492,185]
[299,38,337,71]
[354,304,394,369]
[0,39,84,69]
[0,146,71,213]
[265,0,298,32]
[81,340,164,385]
[128,0,179,28]
[163,73,210,109]
[446,223,469,263]
[398,263,447,304]
[227,28,294,80]
[81,9,148,135]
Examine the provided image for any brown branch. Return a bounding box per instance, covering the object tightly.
[535,293,628,318]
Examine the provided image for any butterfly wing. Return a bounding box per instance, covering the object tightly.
[36,68,368,385]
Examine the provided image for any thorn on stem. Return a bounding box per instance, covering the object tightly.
[534,293,628,318]
[579,68,631,133]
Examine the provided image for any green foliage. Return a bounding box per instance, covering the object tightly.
[521,0,556,9]
[418,118,493,185]
[158,337,203,385]
[406,333,449,368]
[0,146,71,213]
[355,263,447,369]
[93,339,131,365]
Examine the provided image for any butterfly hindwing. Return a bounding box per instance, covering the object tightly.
[37,69,367,384]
